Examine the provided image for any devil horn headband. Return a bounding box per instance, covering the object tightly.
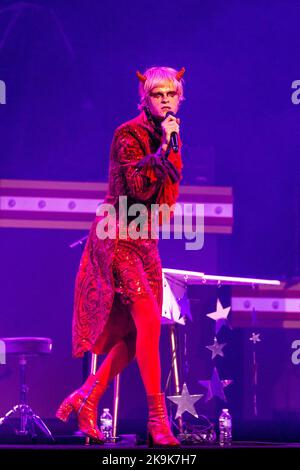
[136,70,147,83]
[136,67,186,83]
[176,67,185,80]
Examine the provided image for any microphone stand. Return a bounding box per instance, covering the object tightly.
[69,234,89,382]
[69,235,88,249]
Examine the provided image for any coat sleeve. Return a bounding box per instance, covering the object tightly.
[114,128,181,201]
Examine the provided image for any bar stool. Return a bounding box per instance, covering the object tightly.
[0,337,54,440]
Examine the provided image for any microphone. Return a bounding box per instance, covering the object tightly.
[165,111,179,153]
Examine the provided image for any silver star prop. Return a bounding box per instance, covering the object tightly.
[206,299,231,334]
[249,332,261,344]
[167,383,203,419]
[198,367,233,402]
[206,337,227,359]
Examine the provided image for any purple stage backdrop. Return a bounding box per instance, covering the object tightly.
[1,0,300,438]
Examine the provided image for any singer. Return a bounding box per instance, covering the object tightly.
[56,66,185,446]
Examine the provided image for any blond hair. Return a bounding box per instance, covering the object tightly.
[138,66,185,110]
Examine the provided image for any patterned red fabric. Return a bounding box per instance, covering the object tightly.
[72,111,183,357]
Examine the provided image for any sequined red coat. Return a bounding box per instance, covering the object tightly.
[72,110,182,357]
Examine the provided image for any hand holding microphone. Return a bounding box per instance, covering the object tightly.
[161,111,180,153]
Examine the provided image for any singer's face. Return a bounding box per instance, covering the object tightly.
[147,82,179,119]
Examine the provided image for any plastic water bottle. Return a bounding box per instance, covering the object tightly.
[99,408,113,442]
[219,408,232,447]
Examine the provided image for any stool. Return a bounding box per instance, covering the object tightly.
[0,337,54,440]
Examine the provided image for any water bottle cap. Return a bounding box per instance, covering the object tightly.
[103,408,110,412]
[222,408,229,411]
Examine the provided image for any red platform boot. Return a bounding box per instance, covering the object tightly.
[147,393,180,447]
[56,378,106,443]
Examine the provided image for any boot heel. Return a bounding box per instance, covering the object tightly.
[56,398,74,422]
[147,431,154,448]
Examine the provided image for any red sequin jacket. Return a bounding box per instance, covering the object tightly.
[72,110,183,357]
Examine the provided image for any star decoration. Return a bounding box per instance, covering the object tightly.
[249,332,261,344]
[206,337,227,359]
[198,367,233,402]
[167,383,203,419]
[206,299,231,334]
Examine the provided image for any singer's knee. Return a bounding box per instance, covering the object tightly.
[130,295,161,334]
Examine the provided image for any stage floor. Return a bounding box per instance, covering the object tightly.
[0,441,299,466]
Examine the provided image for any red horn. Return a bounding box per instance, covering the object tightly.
[136,70,147,83]
[176,67,185,81]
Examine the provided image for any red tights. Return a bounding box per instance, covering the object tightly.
[82,295,162,396]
